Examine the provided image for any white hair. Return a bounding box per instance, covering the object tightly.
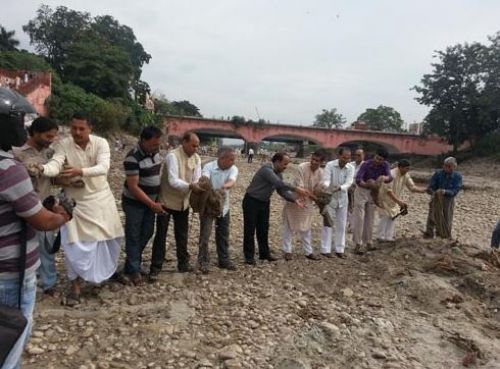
[443,156,457,167]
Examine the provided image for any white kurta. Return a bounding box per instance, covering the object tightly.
[42,135,124,282]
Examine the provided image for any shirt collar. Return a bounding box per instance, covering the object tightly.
[0,149,13,158]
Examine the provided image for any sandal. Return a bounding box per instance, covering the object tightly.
[63,292,81,307]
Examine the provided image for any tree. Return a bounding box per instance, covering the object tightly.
[0,50,52,71]
[23,5,151,100]
[172,100,202,117]
[357,105,404,132]
[23,5,91,74]
[62,31,134,98]
[0,26,20,51]
[313,108,346,128]
[413,42,496,151]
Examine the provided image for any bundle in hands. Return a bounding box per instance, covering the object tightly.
[189,177,225,218]
[313,185,334,227]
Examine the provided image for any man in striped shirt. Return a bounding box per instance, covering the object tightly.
[122,126,164,286]
[0,89,70,369]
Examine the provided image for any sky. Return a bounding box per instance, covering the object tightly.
[4,1,500,127]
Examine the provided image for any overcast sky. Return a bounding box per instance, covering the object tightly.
[4,1,500,126]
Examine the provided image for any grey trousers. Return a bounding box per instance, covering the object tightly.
[425,196,455,239]
[198,212,231,266]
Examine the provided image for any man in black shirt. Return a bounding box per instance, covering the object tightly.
[243,152,308,265]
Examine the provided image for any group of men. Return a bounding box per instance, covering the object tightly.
[1,89,494,369]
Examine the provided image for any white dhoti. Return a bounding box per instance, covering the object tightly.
[61,227,121,283]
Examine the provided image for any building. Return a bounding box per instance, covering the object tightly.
[0,69,52,116]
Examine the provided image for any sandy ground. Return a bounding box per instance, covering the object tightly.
[23,146,500,369]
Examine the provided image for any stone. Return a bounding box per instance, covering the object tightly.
[276,358,310,369]
[65,345,79,356]
[224,359,242,369]
[318,321,341,339]
[26,344,44,355]
[342,288,354,297]
[219,344,243,360]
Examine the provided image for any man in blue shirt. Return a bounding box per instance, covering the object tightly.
[424,157,463,239]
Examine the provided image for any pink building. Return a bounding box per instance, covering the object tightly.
[0,69,52,116]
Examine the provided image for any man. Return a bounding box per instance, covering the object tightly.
[13,117,59,295]
[248,147,254,163]
[353,148,392,254]
[347,149,364,231]
[197,147,238,273]
[423,157,462,239]
[0,87,70,369]
[282,150,326,261]
[243,152,308,265]
[320,147,355,258]
[41,113,124,305]
[122,126,164,285]
[491,220,500,251]
[376,159,426,242]
[152,132,201,273]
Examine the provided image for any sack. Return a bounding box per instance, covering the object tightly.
[0,304,27,366]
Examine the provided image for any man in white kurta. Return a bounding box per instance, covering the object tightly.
[376,159,426,242]
[320,147,354,258]
[41,114,123,303]
[282,150,325,260]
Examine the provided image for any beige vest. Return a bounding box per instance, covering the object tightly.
[159,147,200,211]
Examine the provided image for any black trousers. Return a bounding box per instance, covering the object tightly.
[242,194,270,261]
[151,207,190,272]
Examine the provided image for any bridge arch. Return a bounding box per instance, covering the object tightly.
[337,140,400,154]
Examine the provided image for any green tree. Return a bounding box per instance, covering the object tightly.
[23,5,91,74]
[0,26,20,51]
[357,105,405,132]
[413,42,493,151]
[62,31,134,98]
[172,100,202,117]
[23,5,151,100]
[0,50,52,71]
[313,108,346,129]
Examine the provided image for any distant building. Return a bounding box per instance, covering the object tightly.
[349,120,368,130]
[0,69,52,116]
[409,122,425,135]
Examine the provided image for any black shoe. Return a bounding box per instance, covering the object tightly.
[335,252,346,259]
[218,262,237,271]
[305,254,321,260]
[148,272,159,283]
[178,264,194,273]
[245,259,257,266]
[199,264,210,274]
[321,253,334,258]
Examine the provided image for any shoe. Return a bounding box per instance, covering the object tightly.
[43,287,57,297]
[354,244,364,255]
[199,264,210,274]
[366,243,376,251]
[335,252,346,259]
[284,253,293,261]
[321,253,333,258]
[130,272,144,286]
[305,253,321,260]
[422,232,434,239]
[245,259,257,266]
[218,262,237,271]
[178,264,194,273]
[148,272,159,283]
[260,255,278,262]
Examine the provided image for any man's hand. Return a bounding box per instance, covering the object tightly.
[295,198,305,208]
[27,163,43,177]
[294,186,308,197]
[150,202,166,214]
[189,183,205,193]
[61,166,83,178]
[436,189,446,196]
[330,185,341,193]
[52,204,72,223]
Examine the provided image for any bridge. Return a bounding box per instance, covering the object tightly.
[165,116,453,156]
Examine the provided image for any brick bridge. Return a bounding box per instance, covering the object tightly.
[165,116,452,155]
